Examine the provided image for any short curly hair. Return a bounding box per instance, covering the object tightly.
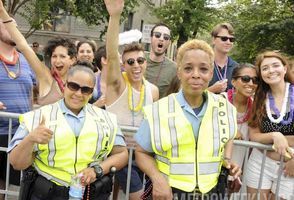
[176,39,214,68]
[43,37,76,59]
[122,42,144,62]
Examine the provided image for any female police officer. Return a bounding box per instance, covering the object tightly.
[8,64,128,200]
[135,39,241,199]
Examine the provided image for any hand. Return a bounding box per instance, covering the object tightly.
[284,158,294,177]
[93,95,106,108]
[152,175,173,200]
[272,132,289,156]
[228,177,242,193]
[104,0,124,17]
[28,116,53,144]
[0,101,7,110]
[211,80,227,93]
[80,167,97,186]
[223,160,242,179]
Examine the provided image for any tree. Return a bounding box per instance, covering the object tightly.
[219,0,294,62]
[152,0,218,47]
[2,0,138,38]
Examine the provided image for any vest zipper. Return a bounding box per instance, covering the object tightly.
[195,140,199,190]
[74,136,78,174]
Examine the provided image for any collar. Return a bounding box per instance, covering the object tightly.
[175,89,208,118]
[59,99,86,119]
[227,56,236,67]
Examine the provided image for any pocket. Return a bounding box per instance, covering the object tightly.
[32,176,53,199]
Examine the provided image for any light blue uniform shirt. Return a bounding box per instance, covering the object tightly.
[8,100,125,152]
[134,90,208,152]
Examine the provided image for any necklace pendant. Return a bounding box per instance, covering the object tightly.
[8,71,17,79]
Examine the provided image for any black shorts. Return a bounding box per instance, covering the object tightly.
[0,135,21,185]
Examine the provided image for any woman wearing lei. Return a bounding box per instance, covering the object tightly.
[224,63,258,168]
[246,51,294,200]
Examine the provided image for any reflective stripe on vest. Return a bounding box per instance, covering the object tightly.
[144,92,237,193]
[20,102,117,186]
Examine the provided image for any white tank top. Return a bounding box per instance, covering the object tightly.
[106,80,153,129]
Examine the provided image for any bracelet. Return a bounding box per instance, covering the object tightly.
[2,19,13,24]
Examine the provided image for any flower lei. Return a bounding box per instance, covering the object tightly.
[266,82,294,125]
[122,72,145,112]
[227,89,253,124]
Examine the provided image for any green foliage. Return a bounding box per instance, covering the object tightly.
[153,0,218,47]
[219,0,294,62]
[4,0,138,38]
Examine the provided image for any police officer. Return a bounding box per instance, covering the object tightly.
[135,39,241,199]
[8,64,128,200]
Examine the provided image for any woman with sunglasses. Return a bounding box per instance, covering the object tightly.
[0,5,76,106]
[104,0,158,199]
[8,64,128,200]
[223,64,258,167]
[246,51,294,200]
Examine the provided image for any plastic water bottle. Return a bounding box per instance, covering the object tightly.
[69,174,84,200]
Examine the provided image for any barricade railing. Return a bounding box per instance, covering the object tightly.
[0,111,291,200]
[0,112,20,200]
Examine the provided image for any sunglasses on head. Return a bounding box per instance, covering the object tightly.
[126,57,146,66]
[235,75,259,84]
[215,36,235,43]
[66,81,94,95]
[153,32,171,41]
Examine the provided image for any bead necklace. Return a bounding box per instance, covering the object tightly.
[122,72,145,112]
[0,50,21,79]
[266,83,294,124]
[227,89,252,124]
[0,59,21,79]
[82,185,90,200]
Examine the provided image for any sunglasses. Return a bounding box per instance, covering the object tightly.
[235,75,259,84]
[66,81,94,95]
[215,36,235,43]
[126,57,146,66]
[153,32,171,41]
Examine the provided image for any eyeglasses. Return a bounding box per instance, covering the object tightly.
[235,75,259,84]
[153,32,171,41]
[215,36,235,43]
[126,57,146,66]
[66,81,94,95]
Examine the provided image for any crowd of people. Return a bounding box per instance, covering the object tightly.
[0,0,293,199]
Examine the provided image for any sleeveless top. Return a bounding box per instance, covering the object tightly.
[37,80,63,106]
[106,80,153,129]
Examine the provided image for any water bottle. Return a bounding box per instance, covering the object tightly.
[69,174,84,200]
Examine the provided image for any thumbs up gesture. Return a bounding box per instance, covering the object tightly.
[29,116,53,144]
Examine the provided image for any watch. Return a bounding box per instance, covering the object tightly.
[92,164,104,179]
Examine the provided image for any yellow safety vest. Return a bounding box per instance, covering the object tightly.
[19,101,118,186]
[144,92,237,193]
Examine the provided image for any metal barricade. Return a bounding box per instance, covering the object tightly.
[0,112,20,200]
[0,111,293,200]
[232,140,292,200]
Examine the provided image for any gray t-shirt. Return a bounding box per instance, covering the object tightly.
[145,52,177,98]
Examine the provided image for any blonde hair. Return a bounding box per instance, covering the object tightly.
[176,39,214,68]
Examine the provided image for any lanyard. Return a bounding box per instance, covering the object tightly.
[214,61,228,81]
